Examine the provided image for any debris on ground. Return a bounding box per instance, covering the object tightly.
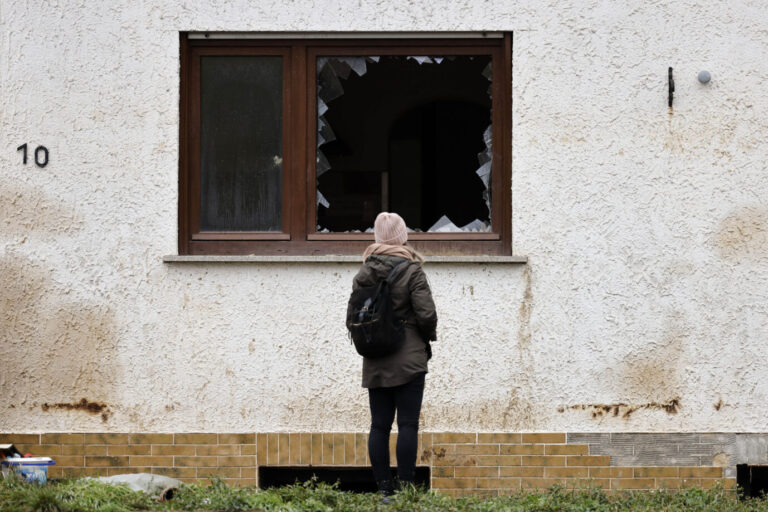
[91,473,181,501]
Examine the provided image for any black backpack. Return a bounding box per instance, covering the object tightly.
[347,261,409,359]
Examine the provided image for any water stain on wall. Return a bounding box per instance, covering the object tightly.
[496,265,539,430]
[41,398,112,422]
[619,315,687,403]
[517,265,533,350]
[512,265,535,404]
[664,113,684,153]
[0,183,83,236]
[574,314,688,420]
[1,252,120,423]
[715,206,768,261]
[559,397,680,419]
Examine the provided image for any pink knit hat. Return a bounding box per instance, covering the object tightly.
[374,212,408,245]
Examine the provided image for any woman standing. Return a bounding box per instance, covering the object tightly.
[348,212,438,496]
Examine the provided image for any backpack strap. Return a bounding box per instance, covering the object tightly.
[384,260,432,360]
[385,260,410,284]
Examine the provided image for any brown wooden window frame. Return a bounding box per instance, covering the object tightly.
[179,34,512,256]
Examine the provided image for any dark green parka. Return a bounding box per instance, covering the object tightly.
[349,254,438,388]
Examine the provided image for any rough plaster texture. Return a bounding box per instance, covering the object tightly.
[1,1,768,440]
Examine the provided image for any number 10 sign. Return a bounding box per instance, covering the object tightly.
[17,143,49,168]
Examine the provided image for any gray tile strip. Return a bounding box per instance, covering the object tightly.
[567,433,768,476]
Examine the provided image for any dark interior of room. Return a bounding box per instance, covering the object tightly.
[317,55,491,232]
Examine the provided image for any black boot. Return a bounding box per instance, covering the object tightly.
[376,479,394,502]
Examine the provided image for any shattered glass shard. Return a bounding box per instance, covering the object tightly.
[338,57,367,76]
[483,125,492,149]
[317,118,326,146]
[427,215,490,233]
[476,122,493,215]
[482,61,492,81]
[428,215,459,232]
[477,148,491,166]
[328,58,352,80]
[316,151,331,176]
[408,56,433,65]
[318,64,344,102]
[317,190,330,208]
[475,161,492,188]
[482,190,491,219]
[318,98,329,116]
[318,116,336,146]
[462,219,491,232]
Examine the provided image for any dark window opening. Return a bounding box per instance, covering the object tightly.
[389,100,490,231]
[258,466,431,493]
[317,55,492,233]
[738,464,768,498]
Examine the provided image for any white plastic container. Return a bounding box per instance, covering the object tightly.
[1,457,56,484]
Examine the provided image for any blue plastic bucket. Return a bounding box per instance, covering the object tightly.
[1,458,56,484]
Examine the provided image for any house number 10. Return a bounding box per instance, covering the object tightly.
[17,143,49,168]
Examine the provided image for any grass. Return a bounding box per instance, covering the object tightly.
[2,476,768,512]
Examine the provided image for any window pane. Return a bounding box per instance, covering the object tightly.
[200,56,282,231]
[316,55,492,233]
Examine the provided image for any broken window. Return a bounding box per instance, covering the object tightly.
[180,36,512,255]
[316,55,493,234]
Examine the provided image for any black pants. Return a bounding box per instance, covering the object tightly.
[368,373,425,483]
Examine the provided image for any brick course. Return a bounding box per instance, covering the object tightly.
[0,432,738,492]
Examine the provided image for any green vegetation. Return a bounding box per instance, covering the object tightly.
[2,476,768,512]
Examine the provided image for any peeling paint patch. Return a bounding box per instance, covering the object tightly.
[559,397,681,419]
[41,398,112,422]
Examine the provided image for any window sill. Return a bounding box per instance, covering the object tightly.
[162,255,528,264]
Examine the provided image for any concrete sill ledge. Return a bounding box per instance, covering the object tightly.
[163,255,528,264]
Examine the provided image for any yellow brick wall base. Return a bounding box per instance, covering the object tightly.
[0,432,737,493]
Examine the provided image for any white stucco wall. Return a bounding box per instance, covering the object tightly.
[1,1,767,433]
